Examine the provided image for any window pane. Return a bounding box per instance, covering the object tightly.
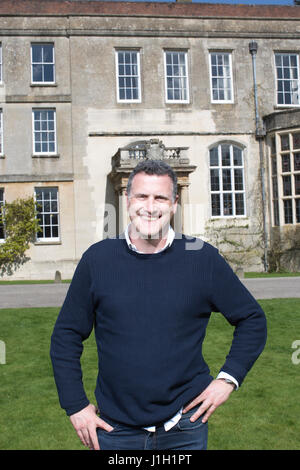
[292,132,300,149]
[294,153,300,171]
[223,193,233,215]
[52,225,59,238]
[51,214,58,225]
[282,175,292,196]
[234,169,243,190]
[32,64,43,82]
[44,201,50,213]
[32,44,42,62]
[235,193,245,215]
[283,199,293,224]
[42,44,54,63]
[211,194,220,216]
[210,169,220,191]
[281,134,290,151]
[295,174,300,195]
[221,145,231,166]
[281,154,291,172]
[210,147,219,166]
[44,65,54,82]
[222,169,232,190]
[233,147,242,166]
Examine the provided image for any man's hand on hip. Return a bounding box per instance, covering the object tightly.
[182,379,235,423]
[69,403,113,450]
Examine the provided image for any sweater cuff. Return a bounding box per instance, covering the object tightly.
[65,399,90,417]
[216,371,239,390]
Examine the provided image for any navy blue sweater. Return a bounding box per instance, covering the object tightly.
[50,235,267,427]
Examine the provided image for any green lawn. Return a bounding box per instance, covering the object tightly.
[0,299,299,450]
[245,272,300,278]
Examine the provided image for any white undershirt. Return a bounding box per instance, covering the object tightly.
[124,224,238,432]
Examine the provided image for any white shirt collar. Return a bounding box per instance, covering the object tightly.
[124,224,175,254]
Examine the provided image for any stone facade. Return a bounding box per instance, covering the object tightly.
[1,0,300,279]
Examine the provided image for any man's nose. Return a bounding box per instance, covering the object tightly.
[144,196,156,212]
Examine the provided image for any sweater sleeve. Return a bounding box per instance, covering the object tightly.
[50,250,95,416]
[209,248,267,387]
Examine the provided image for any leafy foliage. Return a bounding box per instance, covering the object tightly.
[0,197,41,276]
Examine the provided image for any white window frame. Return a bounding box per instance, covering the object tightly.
[0,187,4,242]
[32,108,57,155]
[164,50,190,104]
[115,49,141,103]
[0,109,3,156]
[31,43,55,85]
[270,131,300,226]
[0,44,2,84]
[34,187,60,242]
[274,53,300,107]
[209,143,246,218]
[209,52,234,104]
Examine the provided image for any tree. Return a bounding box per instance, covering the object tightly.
[0,197,41,276]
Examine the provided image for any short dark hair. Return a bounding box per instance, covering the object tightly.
[126,159,178,202]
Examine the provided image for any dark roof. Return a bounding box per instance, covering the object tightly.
[0,0,300,19]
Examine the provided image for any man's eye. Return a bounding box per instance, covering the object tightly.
[156,197,167,202]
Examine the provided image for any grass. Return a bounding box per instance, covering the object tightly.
[245,272,300,278]
[0,299,299,450]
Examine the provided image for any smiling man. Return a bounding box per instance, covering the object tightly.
[125,161,178,252]
[50,159,267,451]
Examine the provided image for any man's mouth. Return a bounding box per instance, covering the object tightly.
[139,214,161,221]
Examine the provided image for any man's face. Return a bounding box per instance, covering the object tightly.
[126,172,178,239]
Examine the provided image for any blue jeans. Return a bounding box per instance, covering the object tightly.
[97,406,208,450]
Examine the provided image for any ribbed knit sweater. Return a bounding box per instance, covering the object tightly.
[50,234,267,427]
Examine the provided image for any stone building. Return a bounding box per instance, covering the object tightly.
[0,0,300,279]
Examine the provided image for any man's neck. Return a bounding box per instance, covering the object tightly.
[128,224,170,254]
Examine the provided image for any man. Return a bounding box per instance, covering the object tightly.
[50,159,267,450]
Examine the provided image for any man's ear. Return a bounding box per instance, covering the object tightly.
[173,194,179,214]
[125,191,129,209]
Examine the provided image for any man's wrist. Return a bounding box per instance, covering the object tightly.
[216,372,239,390]
[217,377,236,390]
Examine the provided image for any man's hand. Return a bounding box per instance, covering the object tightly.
[182,379,235,423]
[69,403,114,450]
